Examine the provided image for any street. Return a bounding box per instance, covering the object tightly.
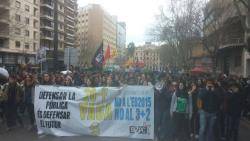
[0,120,250,141]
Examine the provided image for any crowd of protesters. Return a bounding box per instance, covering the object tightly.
[0,69,249,141]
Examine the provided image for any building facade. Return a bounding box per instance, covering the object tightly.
[133,43,162,71]
[116,22,126,65]
[0,0,40,71]
[204,0,250,76]
[77,4,117,67]
[190,41,212,71]
[116,22,126,49]
[40,0,77,71]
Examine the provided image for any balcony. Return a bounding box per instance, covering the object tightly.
[0,18,9,24]
[66,5,75,12]
[0,27,9,38]
[41,35,53,41]
[58,0,64,4]
[0,0,10,10]
[41,3,54,9]
[220,37,245,49]
[0,38,9,49]
[41,24,54,31]
[41,13,54,21]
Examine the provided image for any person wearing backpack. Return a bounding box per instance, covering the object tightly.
[170,82,192,141]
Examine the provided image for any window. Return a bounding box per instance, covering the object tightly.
[59,42,63,48]
[15,28,21,35]
[15,41,21,48]
[15,14,21,22]
[59,24,63,30]
[25,30,29,37]
[33,43,36,51]
[33,8,38,16]
[59,5,63,10]
[34,0,38,5]
[25,5,30,12]
[16,1,21,8]
[0,39,4,48]
[235,55,242,67]
[25,43,29,49]
[33,31,37,39]
[33,20,38,28]
[25,17,29,25]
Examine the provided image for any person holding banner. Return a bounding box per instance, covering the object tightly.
[23,74,36,130]
[63,76,73,86]
[41,73,53,85]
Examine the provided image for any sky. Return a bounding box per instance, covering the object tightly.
[77,0,168,45]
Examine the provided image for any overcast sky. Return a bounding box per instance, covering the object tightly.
[77,0,167,45]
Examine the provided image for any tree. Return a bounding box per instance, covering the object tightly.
[151,0,238,72]
[150,0,206,69]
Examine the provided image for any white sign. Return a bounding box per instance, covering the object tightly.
[34,86,154,139]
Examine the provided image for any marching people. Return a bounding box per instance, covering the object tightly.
[63,75,73,86]
[188,82,199,140]
[41,73,52,85]
[225,80,244,141]
[170,82,192,141]
[23,74,36,130]
[0,67,248,141]
[243,78,250,120]
[198,80,220,141]
[154,75,166,140]
[3,75,24,131]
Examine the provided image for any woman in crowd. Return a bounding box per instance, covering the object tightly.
[170,82,192,141]
[188,82,199,140]
[63,75,73,86]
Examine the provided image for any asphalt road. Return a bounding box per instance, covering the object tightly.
[0,120,249,141]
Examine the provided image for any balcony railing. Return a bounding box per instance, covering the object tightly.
[41,35,53,41]
[0,0,10,9]
[41,24,54,30]
[220,37,245,49]
[41,3,54,9]
[0,31,9,38]
[40,13,54,20]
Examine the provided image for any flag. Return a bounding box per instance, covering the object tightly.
[111,47,118,58]
[91,42,104,68]
[104,44,111,65]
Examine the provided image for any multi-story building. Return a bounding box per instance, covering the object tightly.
[204,0,250,76]
[115,22,126,65]
[133,43,162,71]
[117,22,126,49]
[40,0,77,71]
[0,0,40,71]
[77,4,117,67]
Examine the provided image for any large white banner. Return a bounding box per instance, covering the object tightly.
[34,86,154,139]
